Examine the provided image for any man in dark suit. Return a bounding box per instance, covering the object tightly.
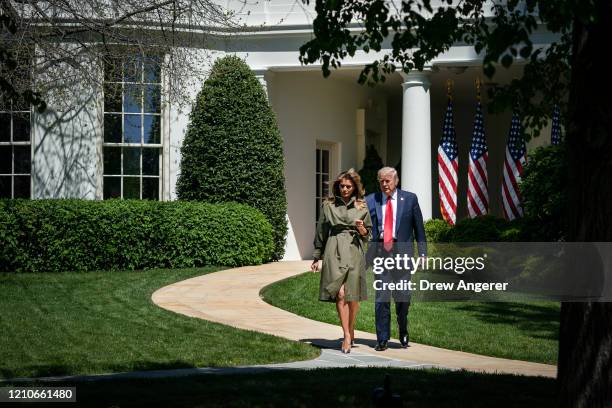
[365,167,427,351]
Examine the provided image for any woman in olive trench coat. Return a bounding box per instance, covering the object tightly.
[311,168,372,354]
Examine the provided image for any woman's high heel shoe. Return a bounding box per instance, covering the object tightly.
[341,338,352,354]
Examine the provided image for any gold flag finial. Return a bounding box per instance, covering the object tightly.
[475,77,482,102]
[447,79,453,101]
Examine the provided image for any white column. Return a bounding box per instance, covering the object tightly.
[356,108,366,167]
[400,70,432,220]
[253,69,269,99]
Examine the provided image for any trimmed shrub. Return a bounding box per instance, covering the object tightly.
[424,218,452,242]
[446,215,510,242]
[520,144,567,240]
[177,56,287,260]
[0,199,274,273]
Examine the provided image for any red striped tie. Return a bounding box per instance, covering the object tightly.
[384,196,393,251]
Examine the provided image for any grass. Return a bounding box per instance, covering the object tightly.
[261,271,559,364]
[0,267,319,379]
[5,367,556,407]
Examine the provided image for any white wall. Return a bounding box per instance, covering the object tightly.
[268,70,386,259]
[32,54,102,199]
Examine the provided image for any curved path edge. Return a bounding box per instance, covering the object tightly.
[152,261,556,378]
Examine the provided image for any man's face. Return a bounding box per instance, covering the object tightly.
[378,173,397,196]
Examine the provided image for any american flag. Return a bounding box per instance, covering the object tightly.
[438,98,458,225]
[502,110,527,221]
[551,104,562,145]
[467,101,489,218]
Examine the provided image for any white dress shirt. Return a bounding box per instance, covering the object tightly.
[380,189,397,239]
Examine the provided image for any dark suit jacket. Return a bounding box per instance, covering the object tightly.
[365,189,427,257]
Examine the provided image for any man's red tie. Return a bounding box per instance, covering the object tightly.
[384,196,393,251]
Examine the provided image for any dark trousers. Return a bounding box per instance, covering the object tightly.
[374,266,411,343]
[375,300,410,343]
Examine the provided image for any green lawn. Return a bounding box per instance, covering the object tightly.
[6,367,556,407]
[0,267,319,379]
[262,271,559,364]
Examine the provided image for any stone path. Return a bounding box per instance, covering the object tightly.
[152,261,557,378]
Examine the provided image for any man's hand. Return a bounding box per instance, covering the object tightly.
[311,259,319,272]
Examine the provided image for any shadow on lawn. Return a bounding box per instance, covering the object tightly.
[6,367,557,407]
[0,360,197,380]
[453,302,560,340]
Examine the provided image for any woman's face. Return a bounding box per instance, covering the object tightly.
[338,177,355,200]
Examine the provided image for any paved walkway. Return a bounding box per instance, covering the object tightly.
[152,261,556,378]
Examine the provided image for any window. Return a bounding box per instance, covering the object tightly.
[0,99,32,198]
[315,145,330,222]
[103,54,162,199]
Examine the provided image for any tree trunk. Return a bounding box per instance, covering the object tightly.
[557,1,612,406]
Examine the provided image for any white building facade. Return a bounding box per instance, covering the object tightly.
[0,1,558,260]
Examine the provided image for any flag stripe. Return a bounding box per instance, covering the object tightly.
[438,98,458,225]
[468,161,488,209]
[467,100,488,218]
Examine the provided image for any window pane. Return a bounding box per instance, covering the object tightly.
[316,149,320,172]
[142,148,159,175]
[123,177,140,199]
[124,115,141,143]
[144,56,161,83]
[144,85,160,113]
[103,176,121,199]
[0,113,10,142]
[0,176,10,198]
[322,174,329,197]
[103,146,121,175]
[123,84,142,113]
[104,82,122,112]
[142,177,159,200]
[12,113,30,142]
[123,147,140,175]
[13,176,30,198]
[315,199,320,222]
[104,114,122,143]
[123,56,142,83]
[316,173,320,197]
[14,146,31,174]
[143,115,160,144]
[0,146,11,174]
[104,56,123,82]
[322,150,329,173]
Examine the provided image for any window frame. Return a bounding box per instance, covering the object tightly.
[0,103,33,199]
[102,53,164,200]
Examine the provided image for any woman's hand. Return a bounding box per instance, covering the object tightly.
[311,259,319,272]
[355,219,368,236]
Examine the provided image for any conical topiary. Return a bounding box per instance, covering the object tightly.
[359,144,384,195]
[177,55,287,260]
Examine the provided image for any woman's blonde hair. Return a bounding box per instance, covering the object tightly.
[326,168,367,209]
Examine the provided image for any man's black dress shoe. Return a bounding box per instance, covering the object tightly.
[400,335,409,348]
[374,341,388,351]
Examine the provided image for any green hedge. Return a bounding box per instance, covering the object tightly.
[425,215,531,243]
[0,199,274,273]
[424,218,452,242]
[520,144,567,241]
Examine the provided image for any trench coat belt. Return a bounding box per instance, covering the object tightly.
[329,226,358,236]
